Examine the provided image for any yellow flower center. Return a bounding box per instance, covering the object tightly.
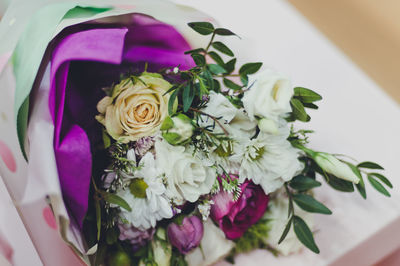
[129,178,149,198]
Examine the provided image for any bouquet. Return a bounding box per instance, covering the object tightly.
[0,1,392,265]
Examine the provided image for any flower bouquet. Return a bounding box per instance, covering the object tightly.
[0,0,393,265]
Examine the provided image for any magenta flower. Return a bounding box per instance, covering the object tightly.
[210,178,270,240]
[167,216,204,254]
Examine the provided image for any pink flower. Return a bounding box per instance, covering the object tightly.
[167,216,204,254]
[210,178,269,240]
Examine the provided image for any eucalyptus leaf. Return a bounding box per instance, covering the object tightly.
[294,87,322,103]
[101,191,132,212]
[239,62,262,75]
[290,98,308,122]
[293,216,320,254]
[293,194,332,215]
[211,41,234,57]
[289,175,321,191]
[357,161,384,170]
[368,176,391,197]
[223,78,242,91]
[188,22,215,35]
[369,173,393,188]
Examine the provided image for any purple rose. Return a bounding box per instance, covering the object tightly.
[167,216,204,254]
[210,178,270,240]
[49,14,194,228]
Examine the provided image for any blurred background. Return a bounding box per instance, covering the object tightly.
[0,0,399,265]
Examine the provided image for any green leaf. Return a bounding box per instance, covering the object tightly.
[223,78,242,91]
[168,89,179,115]
[188,22,215,35]
[293,194,332,215]
[95,199,101,241]
[290,98,308,122]
[369,173,393,188]
[208,64,227,75]
[183,84,195,112]
[208,51,225,66]
[368,176,391,197]
[102,130,111,149]
[324,174,355,192]
[289,175,321,191]
[211,41,234,57]
[241,75,249,86]
[106,228,119,245]
[101,191,132,211]
[225,58,237,74]
[293,216,320,254]
[278,216,293,244]
[294,87,322,103]
[191,53,206,66]
[213,79,221,92]
[214,28,237,36]
[357,161,384,170]
[160,116,174,131]
[239,62,263,76]
[184,48,205,55]
[203,70,214,91]
[303,102,319,109]
[347,163,366,199]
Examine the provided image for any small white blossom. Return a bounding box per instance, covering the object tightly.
[198,200,214,221]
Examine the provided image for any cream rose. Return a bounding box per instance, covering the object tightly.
[96,73,172,143]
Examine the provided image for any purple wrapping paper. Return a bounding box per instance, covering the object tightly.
[49,14,194,228]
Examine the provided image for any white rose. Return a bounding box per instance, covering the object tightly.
[185,219,234,266]
[242,69,293,122]
[96,73,171,143]
[155,139,216,203]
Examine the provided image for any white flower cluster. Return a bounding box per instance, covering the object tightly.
[112,70,304,235]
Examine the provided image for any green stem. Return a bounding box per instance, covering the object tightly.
[205,32,216,53]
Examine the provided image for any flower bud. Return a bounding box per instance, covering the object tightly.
[167,216,203,254]
[108,250,131,266]
[152,228,172,266]
[161,114,194,145]
[314,153,359,183]
[258,118,279,134]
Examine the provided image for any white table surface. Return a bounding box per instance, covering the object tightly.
[1,0,400,265]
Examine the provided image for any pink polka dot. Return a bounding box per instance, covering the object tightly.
[43,207,57,230]
[0,140,16,173]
